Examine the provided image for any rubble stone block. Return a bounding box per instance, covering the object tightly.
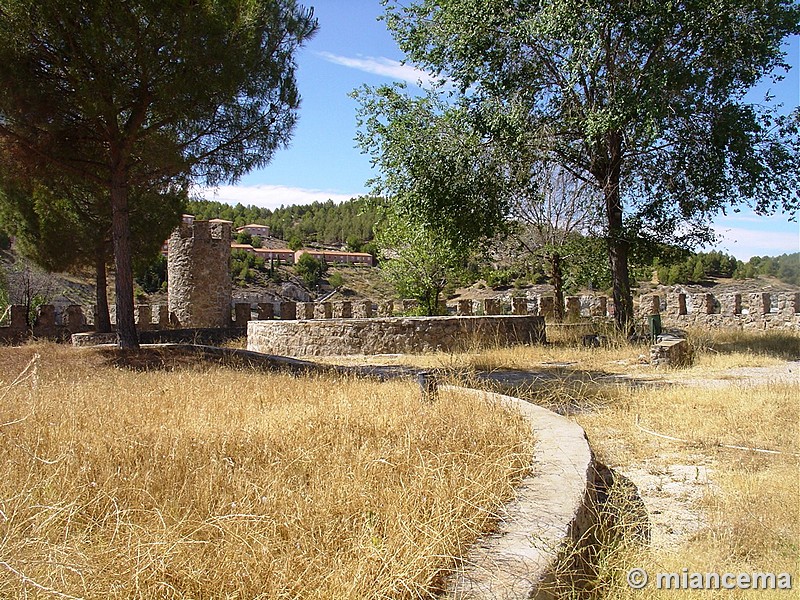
[591,296,608,317]
[669,293,687,316]
[749,292,770,315]
[36,304,56,328]
[511,297,527,315]
[539,296,555,319]
[650,338,692,368]
[257,302,274,320]
[333,301,352,319]
[279,302,297,320]
[10,305,27,329]
[483,299,500,315]
[457,299,473,316]
[565,296,581,320]
[234,303,251,325]
[642,294,660,315]
[157,304,170,328]
[64,305,86,331]
[298,302,316,320]
[315,302,333,319]
[135,305,152,330]
[720,293,742,316]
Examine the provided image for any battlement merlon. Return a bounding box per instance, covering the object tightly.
[170,221,231,242]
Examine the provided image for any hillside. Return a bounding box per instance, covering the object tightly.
[185,196,383,247]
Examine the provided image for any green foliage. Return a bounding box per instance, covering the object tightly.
[655,250,743,285]
[235,232,253,246]
[734,253,799,285]
[0,0,317,346]
[485,268,521,290]
[346,235,363,252]
[328,271,344,288]
[378,216,465,316]
[353,85,507,257]
[230,250,265,284]
[379,0,800,328]
[135,255,168,294]
[294,252,327,288]
[288,236,303,251]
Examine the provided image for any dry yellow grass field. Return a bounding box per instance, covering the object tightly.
[0,344,531,599]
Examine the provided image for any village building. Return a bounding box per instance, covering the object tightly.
[236,223,271,238]
[254,247,296,264]
[295,249,373,266]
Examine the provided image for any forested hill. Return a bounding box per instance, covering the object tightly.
[185,197,383,245]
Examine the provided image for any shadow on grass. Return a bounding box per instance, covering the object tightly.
[438,364,649,417]
[95,345,320,374]
[695,330,800,361]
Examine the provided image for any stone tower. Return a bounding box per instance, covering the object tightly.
[168,220,232,328]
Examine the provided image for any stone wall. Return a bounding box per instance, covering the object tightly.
[247,315,546,356]
[167,220,232,328]
[0,303,92,344]
[635,291,800,330]
[4,287,796,346]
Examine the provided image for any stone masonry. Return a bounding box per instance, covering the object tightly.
[248,315,546,356]
[168,221,232,328]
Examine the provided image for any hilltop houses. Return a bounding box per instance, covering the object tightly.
[236,223,271,238]
[163,215,373,266]
[294,248,373,266]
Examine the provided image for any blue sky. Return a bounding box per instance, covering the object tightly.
[198,0,800,260]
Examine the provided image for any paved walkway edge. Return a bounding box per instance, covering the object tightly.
[441,385,596,599]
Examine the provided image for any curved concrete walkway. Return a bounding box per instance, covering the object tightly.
[442,386,596,599]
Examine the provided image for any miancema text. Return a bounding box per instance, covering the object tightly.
[658,570,792,590]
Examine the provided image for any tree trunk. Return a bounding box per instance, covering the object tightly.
[110,165,138,348]
[601,132,634,333]
[550,252,565,321]
[94,247,112,333]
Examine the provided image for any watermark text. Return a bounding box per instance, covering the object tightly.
[627,568,793,591]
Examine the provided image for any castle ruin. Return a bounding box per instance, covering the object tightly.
[167,220,232,328]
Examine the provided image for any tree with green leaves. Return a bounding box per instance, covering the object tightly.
[294,252,326,288]
[0,174,183,332]
[353,86,508,259]
[377,214,465,316]
[380,0,800,330]
[0,0,316,347]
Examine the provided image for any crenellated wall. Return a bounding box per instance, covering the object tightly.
[635,291,800,330]
[0,303,92,344]
[4,288,797,346]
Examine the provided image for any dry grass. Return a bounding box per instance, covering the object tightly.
[0,343,531,599]
[324,326,799,382]
[576,381,799,599]
[502,328,799,599]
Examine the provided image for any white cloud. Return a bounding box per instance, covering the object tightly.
[316,51,437,87]
[712,224,799,260]
[193,184,358,210]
